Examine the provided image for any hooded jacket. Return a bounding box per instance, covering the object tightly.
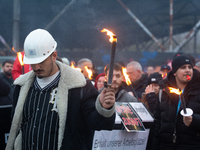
[152,69,200,150]
[6,61,115,150]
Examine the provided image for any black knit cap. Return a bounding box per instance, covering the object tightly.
[172,55,193,74]
[147,72,162,85]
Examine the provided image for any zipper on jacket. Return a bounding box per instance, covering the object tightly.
[173,128,176,143]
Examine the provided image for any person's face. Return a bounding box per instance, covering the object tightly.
[2,62,13,77]
[126,65,140,82]
[174,64,193,85]
[160,69,169,79]
[152,83,159,94]
[97,76,105,90]
[146,66,154,76]
[81,61,93,78]
[106,70,123,90]
[31,52,57,78]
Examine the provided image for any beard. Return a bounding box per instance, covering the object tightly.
[4,70,12,77]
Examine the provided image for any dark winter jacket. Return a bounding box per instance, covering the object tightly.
[99,82,138,103]
[152,69,200,150]
[0,73,14,105]
[6,61,115,150]
[126,74,148,100]
[144,92,158,114]
[0,77,10,97]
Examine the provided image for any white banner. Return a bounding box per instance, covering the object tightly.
[92,129,149,150]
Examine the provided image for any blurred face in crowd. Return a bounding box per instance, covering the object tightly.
[2,62,13,77]
[106,70,123,93]
[146,66,154,77]
[97,76,105,90]
[80,61,93,78]
[126,65,141,82]
[31,52,58,79]
[160,69,169,79]
[174,64,193,86]
[152,83,159,94]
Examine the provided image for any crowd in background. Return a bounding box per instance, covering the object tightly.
[1,47,200,150]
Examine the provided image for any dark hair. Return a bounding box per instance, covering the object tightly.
[104,63,123,74]
[2,60,13,67]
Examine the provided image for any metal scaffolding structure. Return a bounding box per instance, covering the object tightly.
[0,0,200,54]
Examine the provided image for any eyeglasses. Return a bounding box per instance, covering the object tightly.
[126,72,134,75]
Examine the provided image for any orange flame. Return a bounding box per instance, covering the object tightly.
[122,67,132,85]
[101,28,117,43]
[17,52,24,66]
[162,73,167,79]
[12,47,17,53]
[168,87,182,95]
[70,61,81,72]
[12,47,24,66]
[84,66,93,80]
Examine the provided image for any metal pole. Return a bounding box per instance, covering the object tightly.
[45,0,76,30]
[13,0,20,51]
[173,20,200,52]
[169,0,173,52]
[117,0,166,51]
[0,35,12,52]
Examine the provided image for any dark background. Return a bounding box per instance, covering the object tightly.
[1,0,200,70]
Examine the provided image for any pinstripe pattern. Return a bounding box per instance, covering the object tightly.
[21,73,61,150]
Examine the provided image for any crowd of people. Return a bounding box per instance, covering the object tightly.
[1,28,200,150]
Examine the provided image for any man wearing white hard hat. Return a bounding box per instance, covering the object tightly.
[6,29,116,150]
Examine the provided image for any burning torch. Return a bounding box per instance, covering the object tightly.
[101,28,117,87]
[84,66,93,80]
[122,67,139,100]
[12,47,24,74]
[168,87,193,116]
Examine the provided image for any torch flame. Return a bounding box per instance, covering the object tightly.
[12,47,24,66]
[168,87,182,95]
[101,28,117,43]
[162,73,167,79]
[12,47,17,53]
[122,67,132,85]
[17,52,24,66]
[84,66,93,80]
[70,61,81,72]
[71,61,76,68]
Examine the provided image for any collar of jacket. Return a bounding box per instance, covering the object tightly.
[7,61,86,150]
[132,74,148,88]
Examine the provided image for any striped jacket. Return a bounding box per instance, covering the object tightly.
[6,61,115,150]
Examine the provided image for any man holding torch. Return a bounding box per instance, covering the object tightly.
[103,63,138,102]
[6,29,116,150]
[152,55,200,150]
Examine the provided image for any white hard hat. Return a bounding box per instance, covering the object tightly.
[23,29,57,64]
